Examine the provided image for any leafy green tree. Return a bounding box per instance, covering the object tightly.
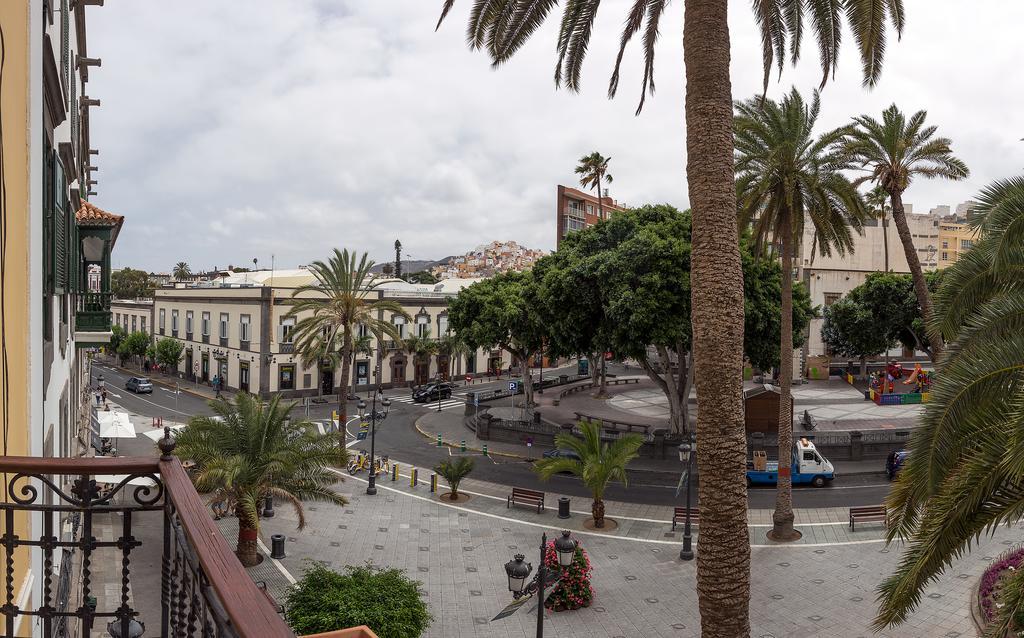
[285,563,431,637]
[574,152,613,221]
[874,176,1024,633]
[434,457,474,500]
[154,337,185,372]
[821,297,892,379]
[108,325,126,356]
[846,105,969,361]
[175,394,348,567]
[111,268,155,299]
[172,261,191,280]
[853,271,946,358]
[436,1,903,632]
[287,249,408,423]
[407,270,439,284]
[118,331,150,369]
[735,87,866,542]
[447,271,544,406]
[534,420,643,528]
[741,247,815,373]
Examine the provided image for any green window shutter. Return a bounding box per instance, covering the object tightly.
[53,153,67,293]
[43,138,54,295]
[70,61,77,159]
[61,0,69,107]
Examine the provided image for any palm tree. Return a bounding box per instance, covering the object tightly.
[434,457,474,500]
[846,106,969,361]
[172,261,191,281]
[288,249,408,424]
[874,176,1024,634]
[866,185,892,272]
[435,2,902,633]
[174,393,348,567]
[735,88,866,542]
[534,420,643,528]
[404,329,440,385]
[574,152,613,220]
[437,332,470,379]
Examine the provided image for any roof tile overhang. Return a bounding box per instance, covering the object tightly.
[76,200,124,247]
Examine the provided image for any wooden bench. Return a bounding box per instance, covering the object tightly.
[849,505,887,531]
[507,488,545,514]
[672,507,700,531]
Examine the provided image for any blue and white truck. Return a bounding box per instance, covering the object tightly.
[747,438,835,488]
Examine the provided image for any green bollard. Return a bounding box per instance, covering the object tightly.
[436,434,442,447]
[460,439,466,453]
[483,444,488,457]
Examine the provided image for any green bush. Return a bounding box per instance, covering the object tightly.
[285,562,432,637]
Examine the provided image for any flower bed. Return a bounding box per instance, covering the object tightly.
[543,536,594,612]
[979,547,1024,626]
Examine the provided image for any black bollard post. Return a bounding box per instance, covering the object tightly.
[271,534,286,559]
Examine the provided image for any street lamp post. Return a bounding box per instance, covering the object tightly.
[678,435,696,561]
[503,530,578,638]
[357,387,390,496]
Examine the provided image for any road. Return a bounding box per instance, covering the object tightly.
[90,361,893,509]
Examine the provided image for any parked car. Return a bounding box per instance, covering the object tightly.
[542,448,581,461]
[886,450,910,480]
[412,382,455,403]
[125,377,153,394]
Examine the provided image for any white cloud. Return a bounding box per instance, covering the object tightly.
[87,1,1024,272]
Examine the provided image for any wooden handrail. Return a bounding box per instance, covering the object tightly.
[160,457,294,637]
[0,455,159,474]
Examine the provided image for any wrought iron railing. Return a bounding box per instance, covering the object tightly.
[74,292,112,332]
[0,436,294,638]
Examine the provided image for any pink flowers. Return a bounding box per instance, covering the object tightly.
[978,547,1024,623]
[543,536,595,612]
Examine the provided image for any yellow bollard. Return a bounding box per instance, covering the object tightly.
[410,468,418,487]
[392,463,399,481]
[430,473,437,493]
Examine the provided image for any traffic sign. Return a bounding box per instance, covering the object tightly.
[357,431,368,440]
[508,381,518,393]
[491,595,531,621]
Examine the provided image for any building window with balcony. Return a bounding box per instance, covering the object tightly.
[961,239,973,250]
[393,316,406,339]
[186,311,194,335]
[279,364,295,390]
[159,308,166,334]
[416,314,430,338]
[240,314,251,342]
[438,314,449,336]
[201,312,210,336]
[279,317,295,343]
[942,251,949,261]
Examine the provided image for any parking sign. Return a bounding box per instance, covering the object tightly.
[508,381,518,392]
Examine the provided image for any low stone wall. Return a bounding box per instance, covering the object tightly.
[748,429,913,461]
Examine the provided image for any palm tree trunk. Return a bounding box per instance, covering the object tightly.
[595,182,605,220]
[882,212,890,272]
[684,0,751,635]
[592,498,605,528]
[888,191,943,361]
[338,340,353,424]
[236,517,260,567]
[771,212,798,542]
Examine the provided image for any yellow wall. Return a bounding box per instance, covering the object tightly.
[0,0,35,626]
[938,222,979,267]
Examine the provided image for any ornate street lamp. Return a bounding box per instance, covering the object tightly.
[357,387,391,496]
[501,531,578,637]
[504,553,532,597]
[678,435,696,561]
[554,529,577,567]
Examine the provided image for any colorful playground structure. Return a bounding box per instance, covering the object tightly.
[844,362,934,406]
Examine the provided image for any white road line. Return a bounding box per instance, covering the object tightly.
[109,391,194,417]
[255,538,297,585]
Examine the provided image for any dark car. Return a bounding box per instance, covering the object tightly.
[125,377,153,394]
[542,448,581,461]
[885,450,910,480]
[412,382,455,403]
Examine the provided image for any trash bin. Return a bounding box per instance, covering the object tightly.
[558,497,571,519]
[271,534,286,559]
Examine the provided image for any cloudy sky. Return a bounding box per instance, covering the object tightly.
[88,1,1024,273]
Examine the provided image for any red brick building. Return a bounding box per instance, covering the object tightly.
[556,185,626,247]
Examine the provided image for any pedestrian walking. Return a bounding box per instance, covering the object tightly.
[214,376,222,399]
[95,392,101,407]
[101,388,108,406]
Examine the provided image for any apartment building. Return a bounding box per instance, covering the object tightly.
[113,271,513,398]
[938,218,978,267]
[556,184,626,247]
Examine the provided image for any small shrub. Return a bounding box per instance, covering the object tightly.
[285,562,432,637]
[434,457,474,499]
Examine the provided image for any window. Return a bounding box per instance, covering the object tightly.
[159,309,166,331]
[587,205,594,214]
[219,313,229,338]
[279,317,295,343]
[186,311,193,334]
[393,316,406,339]
[803,451,815,461]
[357,323,368,339]
[172,310,179,332]
[141,317,146,334]
[201,312,210,336]
[131,316,137,332]
[438,315,449,336]
[941,251,949,261]
[942,241,948,249]
[960,239,973,250]
[416,315,430,338]
[240,314,251,342]
[115,313,120,325]
[279,364,295,390]
[823,293,842,307]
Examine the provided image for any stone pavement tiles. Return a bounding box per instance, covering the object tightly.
[250,471,1004,638]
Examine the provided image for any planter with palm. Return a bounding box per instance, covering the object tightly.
[534,420,643,529]
[174,393,348,567]
[575,152,613,221]
[874,176,1024,634]
[846,106,969,361]
[735,88,866,542]
[288,249,409,426]
[434,457,474,501]
[436,0,903,633]
[172,261,191,281]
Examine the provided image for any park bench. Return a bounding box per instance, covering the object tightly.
[849,505,887,531]
[507,487,546,514]
[671,507,700,531]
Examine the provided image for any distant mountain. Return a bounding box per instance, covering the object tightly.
[369,257,453,274]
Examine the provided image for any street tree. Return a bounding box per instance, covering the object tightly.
[154,337,185,373]
[846,106,969,361]
[118,331,150,369]
[574,152,613,221]
[821,297,892,379]
[436,1,904,631]
[446,271,544,406]
[407,270,439,285]
[111,268,154,299]
[288,249,408,425]
[172,261,191,280]
[108,325,126,355]
[735,87,866,542]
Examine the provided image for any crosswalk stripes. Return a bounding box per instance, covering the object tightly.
[386,395,465,411]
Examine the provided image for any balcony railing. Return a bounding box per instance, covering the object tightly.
[75,291,112,332]
[0,438,294,638]
[279,343,294,354]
